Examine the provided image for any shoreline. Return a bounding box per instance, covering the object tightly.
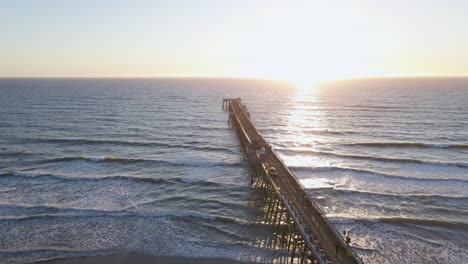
[39,253,250,264]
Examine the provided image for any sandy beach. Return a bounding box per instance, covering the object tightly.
[41,253,249,264]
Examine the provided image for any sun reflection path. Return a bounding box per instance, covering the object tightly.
[279,85,331,168]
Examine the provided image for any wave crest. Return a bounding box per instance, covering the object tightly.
[329,216,468,229]
[0,171,224,187]
[281,149,468,168]
[290,166,468,184]
[343,142,468,149]
[36,156,243,168]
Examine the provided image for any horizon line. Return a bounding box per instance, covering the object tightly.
[1,75,468,82]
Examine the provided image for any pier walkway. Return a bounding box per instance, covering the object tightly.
[223,98,363,264]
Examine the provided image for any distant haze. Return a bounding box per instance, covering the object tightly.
[1,0,468,83]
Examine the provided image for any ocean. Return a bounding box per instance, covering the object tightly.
[0,78,467,264]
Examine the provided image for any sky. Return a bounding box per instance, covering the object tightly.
[1,0,468,83]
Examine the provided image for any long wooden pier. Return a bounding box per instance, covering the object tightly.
[223,98,364,264]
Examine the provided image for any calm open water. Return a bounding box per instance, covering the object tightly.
[0,78,467,264]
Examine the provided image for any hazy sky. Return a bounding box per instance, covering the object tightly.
[1,0,468,82]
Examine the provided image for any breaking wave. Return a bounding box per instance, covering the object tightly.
[289,166,468,184]
[0,171,227,187]
[34,156,243,168]
[0,203,259,228]
[282,149,468,168]
[329,216,468,229]
[342,142,468,149]
[19,137,236,154]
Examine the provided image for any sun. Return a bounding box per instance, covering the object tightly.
[225,2,376,85]
[288,75,320,92]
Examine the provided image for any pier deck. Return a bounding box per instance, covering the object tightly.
[224,98,363,264]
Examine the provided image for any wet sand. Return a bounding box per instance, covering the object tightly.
[41,253,249,264]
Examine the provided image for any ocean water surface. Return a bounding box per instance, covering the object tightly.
[0,78,467,263]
